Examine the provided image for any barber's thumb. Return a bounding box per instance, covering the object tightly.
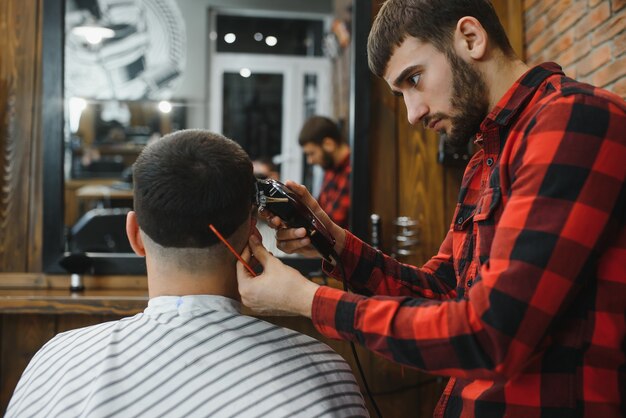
[248,234,270,264]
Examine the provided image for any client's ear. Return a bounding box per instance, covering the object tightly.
[126,211,146,257]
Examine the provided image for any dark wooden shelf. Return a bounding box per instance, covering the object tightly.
[0,288,148,315]
[0,273,148,315]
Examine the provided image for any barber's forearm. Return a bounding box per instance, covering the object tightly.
[291,279,319,318]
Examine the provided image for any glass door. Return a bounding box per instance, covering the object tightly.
[208,8,332,189]
[209,54,331,187]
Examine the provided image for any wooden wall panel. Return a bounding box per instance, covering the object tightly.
[0,0,42,272]
[369,76,398,252]
[0,314,55,412]
[395,104,450,266]
[492,0,525,59]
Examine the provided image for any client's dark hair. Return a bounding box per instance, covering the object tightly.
[133,129,254,248]
[298,116,344,146]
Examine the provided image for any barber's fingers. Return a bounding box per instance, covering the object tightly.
[247,234,273,266]
[263,182,322,230]
[276,227,307,241]
[274,227,315,256]
[240,243,260,270]
[250,225,263,242]
[237,246,255,278]
[279,237,314,256]
[284,181,318,207]
[284,181,334,226]
[267,215,284,229]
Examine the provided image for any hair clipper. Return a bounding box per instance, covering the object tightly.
[255,179,337,263]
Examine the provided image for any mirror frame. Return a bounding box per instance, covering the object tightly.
[349,0,372,241]
[42,0,65,273]
[42,0,371,274]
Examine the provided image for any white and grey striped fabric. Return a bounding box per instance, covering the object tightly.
[7,295,368,418]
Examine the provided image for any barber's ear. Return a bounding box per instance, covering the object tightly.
[454,16,487,61]
[321,137,336,152]
[126,211,146,257]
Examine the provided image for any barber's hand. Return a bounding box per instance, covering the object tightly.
[265,181,346,259]
[237,234,319,317]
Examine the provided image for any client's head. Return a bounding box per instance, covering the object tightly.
[127,129,254,279]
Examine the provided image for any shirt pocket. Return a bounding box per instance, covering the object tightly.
[474,187,502,264]
[451,203,476,280]
[474,187,501,222]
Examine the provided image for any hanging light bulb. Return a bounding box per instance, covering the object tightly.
[72,26,115,45]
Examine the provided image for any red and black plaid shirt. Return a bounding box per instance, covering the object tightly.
[314,63,626,417]
[318,154,351,228]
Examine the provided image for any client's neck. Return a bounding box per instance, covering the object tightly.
[146,259,240,300]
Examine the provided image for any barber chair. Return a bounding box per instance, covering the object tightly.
[59,208,146,280]
[69,207,132,253]
[80,159,126,178]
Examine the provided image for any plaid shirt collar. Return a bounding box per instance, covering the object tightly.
[484,62,565,128]
[475,62,565,147]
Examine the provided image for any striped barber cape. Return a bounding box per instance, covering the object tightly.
[7,295,368,418]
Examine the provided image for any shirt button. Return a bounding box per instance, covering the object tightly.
[486,158,494,166]
[457,216,464,224]
[467,279,473,287]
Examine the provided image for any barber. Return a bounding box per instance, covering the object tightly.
[237,0,626,417]
[298,116,352,229]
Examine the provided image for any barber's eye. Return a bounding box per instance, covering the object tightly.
[409,73,421,86]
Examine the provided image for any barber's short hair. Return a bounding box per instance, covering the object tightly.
[132,129,254,248]
[368,0,515,77]
[298,116,344,147]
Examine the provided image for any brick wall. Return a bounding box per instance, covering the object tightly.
[524,0,626,98]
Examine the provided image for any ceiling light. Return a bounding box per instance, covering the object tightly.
[72,26,115,45]
[158,100,172,114]
[254,32,263,42]
[265,36,277,47]
[240,68,251,78]
[224,33,236,44]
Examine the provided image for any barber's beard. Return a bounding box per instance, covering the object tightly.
[321,150,335,170]
[445,52,490,147]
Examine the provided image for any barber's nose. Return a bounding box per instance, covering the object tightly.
[404,95,428,126]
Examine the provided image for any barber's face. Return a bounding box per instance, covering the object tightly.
[302,143,334,170]
[383,36,489,146]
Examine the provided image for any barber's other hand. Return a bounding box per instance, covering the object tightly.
[267,181,346,259]
[237,234,319,317]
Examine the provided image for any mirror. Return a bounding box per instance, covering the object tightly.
[42,0,371,275]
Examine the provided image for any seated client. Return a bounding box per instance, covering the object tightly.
[7,129,368,418]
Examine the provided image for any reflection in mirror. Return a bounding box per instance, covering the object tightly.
[67,99,186,181]
[49,0,356,275]
[208,10,333,191]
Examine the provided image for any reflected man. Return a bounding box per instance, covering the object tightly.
[299,116,351,228]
